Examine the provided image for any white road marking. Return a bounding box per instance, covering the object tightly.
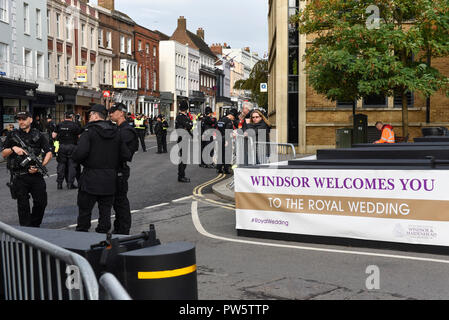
[172,196,193,202]
[144,203,169,210]
[191,201,449,265]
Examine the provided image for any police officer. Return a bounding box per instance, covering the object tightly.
[200,107,217,168]
[176,100,193,183]
[134,114,147,152]
[216,109,238,174]
[46,115,57,155]
[108,103,139,235]
[154,114,169,154]
[54,112,82,190]
[1,111,53,227]
[72,104,131,233]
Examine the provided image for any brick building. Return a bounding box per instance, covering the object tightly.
[134,24,160,117]
[170,16,216,113]
[97,0,137,113]
[268,0,449,154]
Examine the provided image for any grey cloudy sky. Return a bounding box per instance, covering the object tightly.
[91,0,269,57]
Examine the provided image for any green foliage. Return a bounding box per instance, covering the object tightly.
[292,0,449,135]
[233,60,269,110]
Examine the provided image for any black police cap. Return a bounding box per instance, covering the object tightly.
[88,104,108,116]
[109,103,127,114]
[15,111,32,120]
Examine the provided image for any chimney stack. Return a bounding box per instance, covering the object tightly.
[178,16,187,31]
[197,28,204,40]
[98,0,114,10]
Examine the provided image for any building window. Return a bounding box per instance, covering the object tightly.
[66,56,70,81]
[90,27,94,49]
[56,54,61,79]
[394,91,414,108]
[47,52,51,78]
[36,9,41,38]
[120,35,125,53]
[103,60,107,83]
[36,53,43,78]
[138,40,142,52]
[65,16,71,40]
[153,71,157,91]
[0,0,8,23]
[98,29,103,47]
[56,13,60,38]
[146,69,149,90]
[106,31,111,48]
[146,43,150,55]
[81,24,86,47]
[23,3,30,34]
[363,94,387,108]
[90,63,94,86]
[153,46,156,57]
[47,10,50,34]
[336,100,356,108]
[127,38,132,55]
[138,66,141,88]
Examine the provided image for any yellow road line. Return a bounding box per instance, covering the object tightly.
[138,265,197,279]
[192,174,235,210]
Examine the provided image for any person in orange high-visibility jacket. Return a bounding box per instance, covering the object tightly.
[374,121,395,144]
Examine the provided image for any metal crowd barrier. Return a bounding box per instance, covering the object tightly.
[0,221,130,300]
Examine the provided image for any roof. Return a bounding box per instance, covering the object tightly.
[154,30,170,41]
[186,30,216,58]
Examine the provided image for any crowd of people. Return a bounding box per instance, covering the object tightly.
[0,101,270,234]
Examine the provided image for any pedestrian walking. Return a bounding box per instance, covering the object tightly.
[108,103,139,235]
[53,112,83,190]
[216,109,238,174]
[155,114,169,154]
[176,100,193,183]
[72,104,131,233]
[134,114,147,152]
[1,111,53,227]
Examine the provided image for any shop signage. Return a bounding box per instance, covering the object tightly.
[113,71,128,89]
[75,66,88,83]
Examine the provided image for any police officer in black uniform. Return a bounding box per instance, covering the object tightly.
[216,108,238,174]
[54,112,83,190]
[176,100,193,183]
[1,111,53,227]
[72,104,131,233]
[200,107,217,168]
[154,114,169,154]
[108,103,139,235]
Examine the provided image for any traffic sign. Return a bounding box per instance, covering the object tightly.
[260,83,268,93]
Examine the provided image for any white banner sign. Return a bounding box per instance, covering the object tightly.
[234,168,449,246]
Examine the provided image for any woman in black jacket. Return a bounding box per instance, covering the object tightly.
[247,109,271,164]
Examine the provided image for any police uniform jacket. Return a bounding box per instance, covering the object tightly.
[118,121,138,175]
[72,120,131,196]
[56,120,82,145]
[175,113,193,142]
[154,120,169,136]
[3,129,51,174]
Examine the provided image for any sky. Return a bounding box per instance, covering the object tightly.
[90,0,269,58]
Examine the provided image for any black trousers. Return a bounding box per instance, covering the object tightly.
[216,141,232,173]
[15,173,47,227]
[56,144,77,185]
[76,190,114,233]
[157,134,167,153]
[136,129,146,151]
[201,138,214,166]
[112,171,131,235]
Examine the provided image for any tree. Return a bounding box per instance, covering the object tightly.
[233,60,269,110]
[292,0,449,136]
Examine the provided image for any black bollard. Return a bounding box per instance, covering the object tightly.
[118,242,198,300]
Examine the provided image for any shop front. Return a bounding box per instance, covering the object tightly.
[55,85,78,123]
[0,78,38,130]
[160,92,174,124]
[76,88,102,126]
[137,95,161,117]
[33,91,57,120]
[113,90,138,114]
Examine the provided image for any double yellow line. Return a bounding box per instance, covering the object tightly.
[193,174,235,210]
